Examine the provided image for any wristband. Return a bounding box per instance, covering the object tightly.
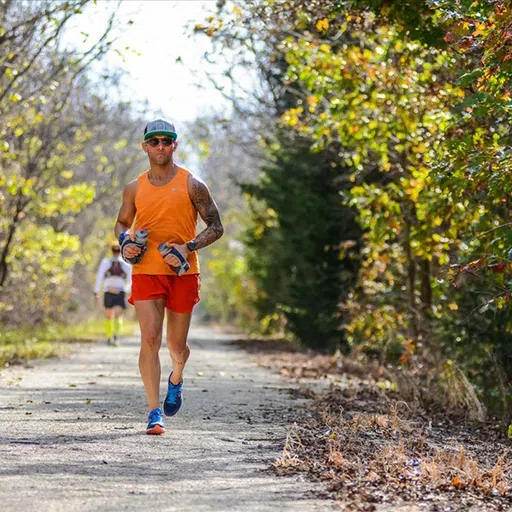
[186,239,197,252]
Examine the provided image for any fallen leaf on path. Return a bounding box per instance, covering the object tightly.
[451,476,465,489]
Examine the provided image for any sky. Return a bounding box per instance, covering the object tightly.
[64,0,231,126]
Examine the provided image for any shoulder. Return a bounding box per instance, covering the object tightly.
[186,171,209,198]
[181,167,210,204]
[98,257,110,269]
[123,178,139,199]
[177,166,203,184]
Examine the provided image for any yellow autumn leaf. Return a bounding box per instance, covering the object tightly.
[316,18,329,32]
[472,21,486,37]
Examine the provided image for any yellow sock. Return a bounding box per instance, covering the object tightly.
[113,317,121,336]
[105,319,113,339]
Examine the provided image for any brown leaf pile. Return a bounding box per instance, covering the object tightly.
[234,338,512,512]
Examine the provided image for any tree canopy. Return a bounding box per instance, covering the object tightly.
[192,0,512,421]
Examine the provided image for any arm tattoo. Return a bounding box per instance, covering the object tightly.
[191,178,224,250]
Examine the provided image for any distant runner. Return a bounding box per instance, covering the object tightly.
[94,242,132,346]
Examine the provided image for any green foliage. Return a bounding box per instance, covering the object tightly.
[436,283,512,420]
[242,136,361,350]
[433,3,512,246]
[279,12,466,348]
[349,0,447,46]
[0,1,146,325]
[197,0,512,419]
[198,221,259,329]
[0,223,81,324]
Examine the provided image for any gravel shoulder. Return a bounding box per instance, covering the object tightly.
[0,324,336,512]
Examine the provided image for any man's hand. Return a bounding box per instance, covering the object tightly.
[94,293,100,304]
[120,231,142,260]
[162,242,189,267]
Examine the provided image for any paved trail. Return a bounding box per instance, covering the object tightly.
[0,325,336,512]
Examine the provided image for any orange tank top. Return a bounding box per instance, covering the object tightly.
[132,167,199,275]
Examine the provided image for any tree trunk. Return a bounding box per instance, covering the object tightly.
[419,258,432,314]
[402,201,418,339]
[0,200,24,288]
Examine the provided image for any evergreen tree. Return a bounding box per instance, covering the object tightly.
[242,135,361,351]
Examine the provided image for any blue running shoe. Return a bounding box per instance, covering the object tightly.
[163,373,183,417]
[146,407,165,435]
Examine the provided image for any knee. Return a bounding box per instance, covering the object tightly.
[141,330,162,350]
[169,342,190,358]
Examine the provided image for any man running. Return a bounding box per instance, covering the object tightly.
[114,119,223,435]
[93,242,132,346]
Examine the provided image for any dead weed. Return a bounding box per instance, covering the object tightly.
[236,339,512,511]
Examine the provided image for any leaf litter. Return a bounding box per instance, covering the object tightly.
[233,339,511,512]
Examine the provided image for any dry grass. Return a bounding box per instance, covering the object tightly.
[272,424,312,473]
[0,318,139,366]
[273,400,511,509]
[235,338,511,510]
[237,337,489,421]
[438,364,487,421]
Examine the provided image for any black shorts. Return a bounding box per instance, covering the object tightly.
[104,291,126,309]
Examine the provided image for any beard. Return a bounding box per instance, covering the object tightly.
[151,153,172,166]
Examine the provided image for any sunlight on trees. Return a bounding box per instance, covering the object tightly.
[0,0,145,323]
[193,0,512,420]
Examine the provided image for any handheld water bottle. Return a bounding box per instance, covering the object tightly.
[119,229,148,264]
[157,242,190,276]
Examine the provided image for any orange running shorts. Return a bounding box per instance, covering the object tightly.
[128,274,200,313]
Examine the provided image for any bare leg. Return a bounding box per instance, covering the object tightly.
[134,299,165,410]
[112,305,123,319]
[166,310,192,385]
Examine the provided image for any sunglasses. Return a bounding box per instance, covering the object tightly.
[146,137,174,147]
